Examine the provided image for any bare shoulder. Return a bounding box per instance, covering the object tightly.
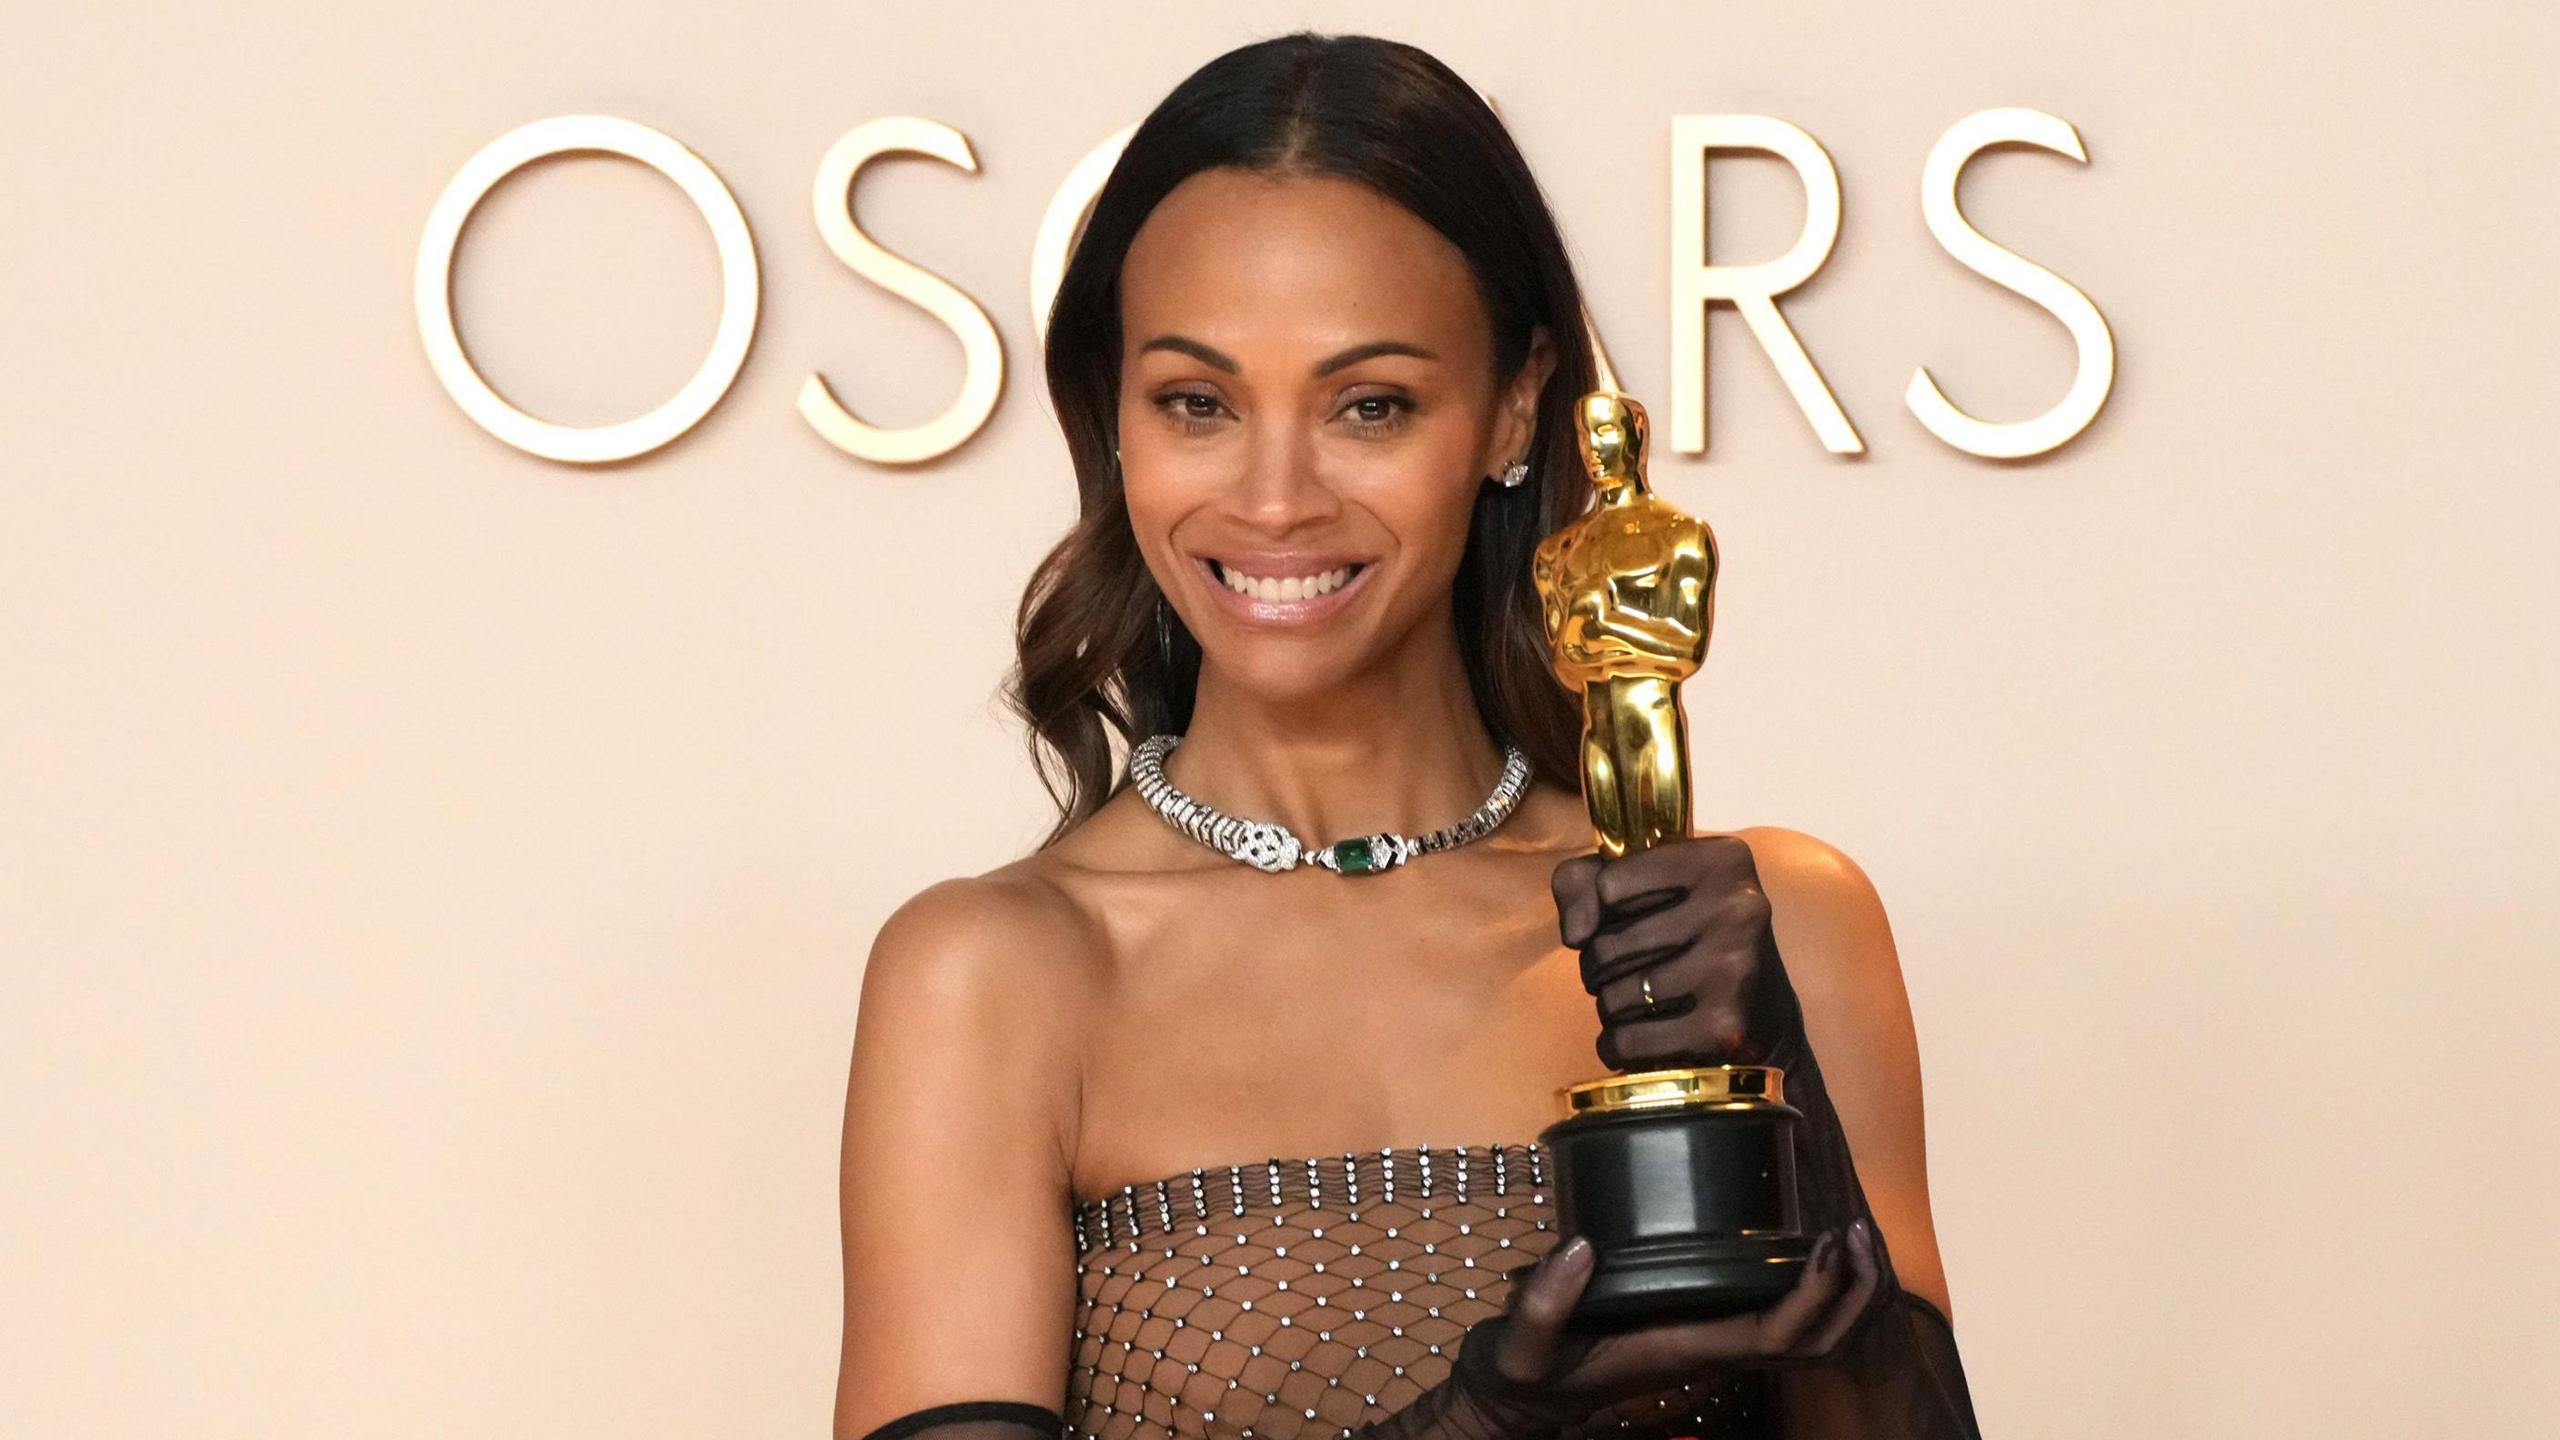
[1731,825,1900,999]
[846,860,1107,1178]
[1731,824,1956,1323]
[1730,825,1880,907]
[835,861,1105,1435]
[860,860,1106,1023]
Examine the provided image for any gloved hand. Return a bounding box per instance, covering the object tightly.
[1352,1221,1884,1440]
[1550,835,1804,1073]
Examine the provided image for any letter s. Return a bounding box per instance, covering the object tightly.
[1909,108,2116,459]
[801,117,1004,465]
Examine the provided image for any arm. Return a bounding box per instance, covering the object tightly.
[834,874,1092,1440]
[1749,827,1953,1321]
[1559,587,1701,669]
[1745,827,1979,1437]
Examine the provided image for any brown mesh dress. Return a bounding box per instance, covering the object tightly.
[857,996,1981,1440]
[1065,1140,1767,1437]
[1051,1016,1979,1440]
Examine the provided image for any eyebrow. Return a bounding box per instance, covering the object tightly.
[1136,334,1440,376]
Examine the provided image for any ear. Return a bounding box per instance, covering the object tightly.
[1486,325,1560,475]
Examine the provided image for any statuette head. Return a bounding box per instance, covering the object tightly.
[1576,391,1649,488]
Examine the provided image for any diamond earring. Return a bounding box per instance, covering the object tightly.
[1497,458,1530,488]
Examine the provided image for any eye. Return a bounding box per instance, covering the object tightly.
[1152,388,1229,435]
[1341,392,1416,434]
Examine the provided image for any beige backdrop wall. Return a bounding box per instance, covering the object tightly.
[6,2,2553,1436]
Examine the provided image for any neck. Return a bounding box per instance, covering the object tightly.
[1596,473,1642,504]
[1164,605,1507,846]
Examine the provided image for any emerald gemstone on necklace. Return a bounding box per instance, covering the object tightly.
[1332,837,1378,874]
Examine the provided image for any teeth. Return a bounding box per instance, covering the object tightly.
[1217,562,1358,602]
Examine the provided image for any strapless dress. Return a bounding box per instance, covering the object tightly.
[1062,1139,1770,1440]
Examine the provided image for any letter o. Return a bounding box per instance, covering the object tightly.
[414,115,760,464]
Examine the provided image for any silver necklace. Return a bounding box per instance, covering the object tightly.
[1127,732,1533,875]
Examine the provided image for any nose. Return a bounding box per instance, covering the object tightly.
[1225,421,1339,534]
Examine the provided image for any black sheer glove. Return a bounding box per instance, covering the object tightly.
[1552,836,1806,1076]
[849,1400,1063,1440]
[1349,1219,1886,1440]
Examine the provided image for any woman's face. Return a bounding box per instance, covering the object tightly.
[1116,167,1553,705]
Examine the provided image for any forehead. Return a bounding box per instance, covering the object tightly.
[1119,167,1490,364]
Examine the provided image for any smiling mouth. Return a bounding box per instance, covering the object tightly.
[1203,558,1370,604]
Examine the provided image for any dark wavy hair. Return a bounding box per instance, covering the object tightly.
[1003,31,1599,844]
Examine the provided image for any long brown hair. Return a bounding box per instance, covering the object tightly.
[1003,31,1599,845]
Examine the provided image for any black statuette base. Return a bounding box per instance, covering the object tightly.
[1537,1092,1811,1327]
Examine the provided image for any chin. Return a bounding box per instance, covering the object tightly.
[1191,644,1369,707]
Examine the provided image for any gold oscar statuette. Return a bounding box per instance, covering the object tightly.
[1529,391,1813,1325]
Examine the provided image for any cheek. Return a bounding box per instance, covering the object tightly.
[1119,468,1212,600]
[1121,479,1181,566]
[1345,433,1486,563]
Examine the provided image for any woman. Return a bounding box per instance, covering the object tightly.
[837,31,1980,1440]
